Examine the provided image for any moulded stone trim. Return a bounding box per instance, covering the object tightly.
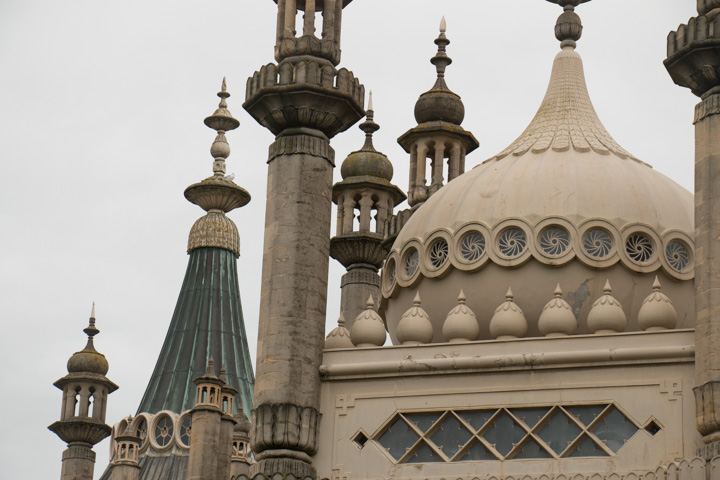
[175,411,192,449]
[489,219,534,267]
[450,222,492,272]
[420,229,454,279]
[660,230,695,281]
[381,253,399,298]
[532,217,577,266]
[131,413,152,452]
[148,411,178,451]
[397,240,423,288]
[620,224,663,273]
[576,219,622,268]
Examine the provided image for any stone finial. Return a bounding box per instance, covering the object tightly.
[637,276,678,331]
[489,287,528,340]
[350,296,387,348]
[554,3,583,49]
[538,284,577,337]
[205,356,217,378]
[397,292,434,345]
[325,312,354,349]
[432,16,452,83]
[587,280,627,334]
[219,364,228,384]
[442,289,480,343]
[204,78,240,177]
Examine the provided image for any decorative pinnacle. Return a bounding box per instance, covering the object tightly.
[457,289,466,304]
[653,276,662,291]
[359,91,380,151]
[603,279,612,294]
[205,356,217,377]
[83,302,100,349]
[413,291,422,306]
[219,365,228,384]
[204,78,240,177]
[337,312,346,327]
[553,2,583,49]
[366,295,375,310]
[554,284,563,298]
[431,17,452,88]
[505,287,514,300]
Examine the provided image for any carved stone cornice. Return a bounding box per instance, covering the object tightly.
[250,403,320,455]
[330,233,387,269]
[184,176,250,213]
[48,419,112,445]
[269,134,334,164]
[665,14,720,98]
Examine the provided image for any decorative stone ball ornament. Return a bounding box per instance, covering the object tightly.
[397,292,434,345]
[350,297,386,348]
[587,280,626,334]
[325,312,354,349]
[538,284,577,337]
[637,276,678,331]
[442,290,479,343]
[489,287,528,340]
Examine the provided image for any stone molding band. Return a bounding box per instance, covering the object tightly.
[62,445,96,461]
[268,134,334,165]
[341,268,380,288]
[695,94,720,123]
[251,403,320,455]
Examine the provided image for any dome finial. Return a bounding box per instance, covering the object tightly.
[83,302,100,349]
[359,91,380,152]
[551,0,585,49]
[431,17,452,84]
[204,78,240,177]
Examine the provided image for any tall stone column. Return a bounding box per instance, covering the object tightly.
[243,1,364,478]
[665,0,720,453]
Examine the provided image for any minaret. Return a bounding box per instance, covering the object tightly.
[243,0,364,478]
[398,18,478,209]
[331,93,406,327]
[110,418,141,480]
[665,0,720,457]
[137,79,254,417]
[49,304,118,480]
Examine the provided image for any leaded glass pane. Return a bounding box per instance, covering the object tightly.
[378,416,419,460]
[591,406,638,453]
[567,435,608,457]
[510,408,551,429]
[536,410,581,455]
[429,414,472,457]
[457,439,497,461]
[482,411,526,457]
[406,441,443,463]
[404,413,442,434]
[154,416,174,447]
[513,438,552,459]
[565,405,607,427]
[179,415,192,446]
[457,410,494,432]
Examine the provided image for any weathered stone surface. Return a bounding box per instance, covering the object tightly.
[187,408,222,480]
[340,267,381,330]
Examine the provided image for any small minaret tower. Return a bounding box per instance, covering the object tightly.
[331,93,406,327]
[398,18,478,208]
[665,0,720,458]
[186,357,226,480]
[49,304,118,480]
[110,417,141,480]
[243,0,364,478]
[230,407,252,478]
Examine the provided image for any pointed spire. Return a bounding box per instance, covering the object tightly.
[219,364,228,384]
[457,289,466,304]
[505,286,514,300]
[603,279,612,294]
[83,302,100,346]
[652,275,662,291]
[413,291,422,306]
[554,283,563,297]
[366,295,375,310]
[205,356,217,378]
[203,78,241,177]
[359,91,380,152]
[337,311,346,327]
[431,16,452,88]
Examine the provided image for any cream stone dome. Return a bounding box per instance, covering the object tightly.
[381,45,695,345]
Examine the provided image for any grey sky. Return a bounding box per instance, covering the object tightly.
[0,1,698,478]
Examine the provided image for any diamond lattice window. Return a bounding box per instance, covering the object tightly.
[372,404,644,463]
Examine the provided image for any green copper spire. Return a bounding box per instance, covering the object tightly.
[136,79,254,416]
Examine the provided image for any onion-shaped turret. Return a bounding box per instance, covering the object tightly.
[350,297,387,348]
[397,292,434,345]
[587,280,627,334]
[489,287,528,340]
[325,312,354,349]
[538,284,577,337]
[637,276,678,331]
[442,290,479,343]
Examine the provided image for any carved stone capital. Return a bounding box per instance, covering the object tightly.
[250,403,320,455]
[695,93,720,122]
[269,134,334,164]
[694,381,720,436]
[49,419,112,446]
[247,457,316,480]
[330,233,387,269]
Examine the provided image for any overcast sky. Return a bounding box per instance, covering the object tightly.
[0,0,700,478]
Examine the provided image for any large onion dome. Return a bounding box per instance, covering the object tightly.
[381,5,694,345]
